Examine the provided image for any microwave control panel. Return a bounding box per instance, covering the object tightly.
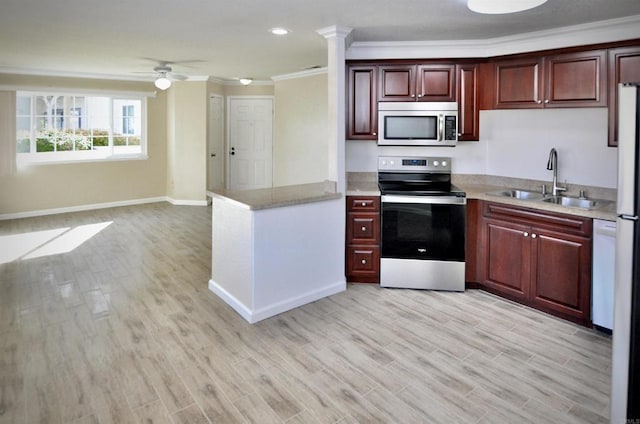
[445,116,457,140]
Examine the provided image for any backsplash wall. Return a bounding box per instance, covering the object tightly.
[346,107,617,189]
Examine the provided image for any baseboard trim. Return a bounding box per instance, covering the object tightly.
[208,278,346,324]
[166,198,209,206]
[0,195,210,220]
[0,196,169,220]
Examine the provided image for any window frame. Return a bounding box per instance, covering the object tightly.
[16,90,148,165]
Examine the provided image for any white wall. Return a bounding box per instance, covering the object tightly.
[346,107,617,188]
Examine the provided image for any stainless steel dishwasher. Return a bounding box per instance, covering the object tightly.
[592,219,616,332]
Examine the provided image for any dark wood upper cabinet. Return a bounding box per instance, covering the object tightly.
[492,50,606,109]
[417,64,456,102]
[544,50,606,108]
[378,65,416,101]
[493,57,543,108]
[456,63,480,141]
[347,65,378,140]
[608,46,640,146]
[379,64,456,102]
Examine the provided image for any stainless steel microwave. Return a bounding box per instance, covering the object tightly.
[378,102,458,146]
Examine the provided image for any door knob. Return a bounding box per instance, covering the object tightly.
[210,153,216,157]
[230,147,235,156]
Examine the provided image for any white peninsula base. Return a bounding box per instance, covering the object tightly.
[208,183,346,323]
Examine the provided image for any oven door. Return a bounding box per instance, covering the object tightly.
[381,195,466,261]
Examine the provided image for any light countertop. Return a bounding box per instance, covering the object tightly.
[459,183,617,221]
[345,173,617,221]
[210,181,342,210]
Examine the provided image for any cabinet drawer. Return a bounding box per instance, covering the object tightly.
[346,245,380,283]
[483,202,592,237]
[347,196,380,212]
[346,213,380,244]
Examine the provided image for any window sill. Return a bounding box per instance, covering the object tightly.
[17,153,149,167]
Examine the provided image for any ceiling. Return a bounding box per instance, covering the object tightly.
[1,0,640,84]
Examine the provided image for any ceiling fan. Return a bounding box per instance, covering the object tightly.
[151,62,187,90]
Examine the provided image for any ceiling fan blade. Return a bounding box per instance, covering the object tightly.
[169,74,188,81]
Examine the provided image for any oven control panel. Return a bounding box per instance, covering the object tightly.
[378,156,451,172]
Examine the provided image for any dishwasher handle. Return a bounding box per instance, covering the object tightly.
[595,224,617,237]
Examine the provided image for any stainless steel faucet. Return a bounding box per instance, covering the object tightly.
[546,148,566,196]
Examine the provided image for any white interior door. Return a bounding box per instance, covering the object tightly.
[208,95,224,191]
[228,97,273,190]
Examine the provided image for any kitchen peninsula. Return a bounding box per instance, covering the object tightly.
[208,181,345,323]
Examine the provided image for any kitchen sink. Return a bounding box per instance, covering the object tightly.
[541,196,600,209]
[488,189,545,200]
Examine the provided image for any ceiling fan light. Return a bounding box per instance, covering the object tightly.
[239,78,253,85]
[467,0,547,14]
[270,27,289,35]
[154,76,171,90]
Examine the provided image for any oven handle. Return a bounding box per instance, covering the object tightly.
[382,195,467,205]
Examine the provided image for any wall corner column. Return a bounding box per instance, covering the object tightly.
[316,25,352,194]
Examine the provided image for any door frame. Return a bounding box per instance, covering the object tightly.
[225,95,275,190]
[208,94,224,193]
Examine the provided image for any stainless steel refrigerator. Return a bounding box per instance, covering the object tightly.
[612,82,640,423]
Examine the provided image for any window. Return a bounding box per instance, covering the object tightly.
[122,105,135,135]
[16,91,146,163]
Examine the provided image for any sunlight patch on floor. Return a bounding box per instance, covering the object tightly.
[0,221,112,263]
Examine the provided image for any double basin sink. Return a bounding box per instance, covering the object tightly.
[488,189,610,210]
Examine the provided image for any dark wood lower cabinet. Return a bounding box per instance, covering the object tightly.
[529,228,591,323]
[346,195,380,283]
[477,201,592,326]
[483,218,530,302]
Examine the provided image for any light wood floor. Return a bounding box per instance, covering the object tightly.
[0,202,611,423]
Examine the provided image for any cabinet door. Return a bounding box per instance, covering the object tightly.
[378,65,416,101]
[456,63,479,141]
[544,50,606,108]
[347,65,378,140]
[529,228,591,324]
[608,46,640,147]
[482,218,530,302]
[493,57,543,109]
[416,64,456,102]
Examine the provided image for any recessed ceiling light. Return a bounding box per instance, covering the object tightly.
[467,0,547,14]
[270,27,289,35]
[239,78,253,85]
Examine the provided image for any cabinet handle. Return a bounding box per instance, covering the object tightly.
[536,100,542,104]
[361,202,366,207]
[361,226,367,232]
[417,94,423,98]
[532,234,537,239]
[373,132,377,136]
[524,232,529,237]
[361,259,367,264]
[544,99,550,104]
[411,94,415,98]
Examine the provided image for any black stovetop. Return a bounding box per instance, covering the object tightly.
[378,171,466,197]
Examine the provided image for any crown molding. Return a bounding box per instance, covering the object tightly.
[316,25,353,40]
[347,14,640,60]
[271,67,328,82]
[0,66,155,82]
[221,79,274,86]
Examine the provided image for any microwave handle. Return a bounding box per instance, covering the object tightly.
[438,114,444,141]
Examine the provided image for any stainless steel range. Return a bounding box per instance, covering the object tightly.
[378,156,466,291]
